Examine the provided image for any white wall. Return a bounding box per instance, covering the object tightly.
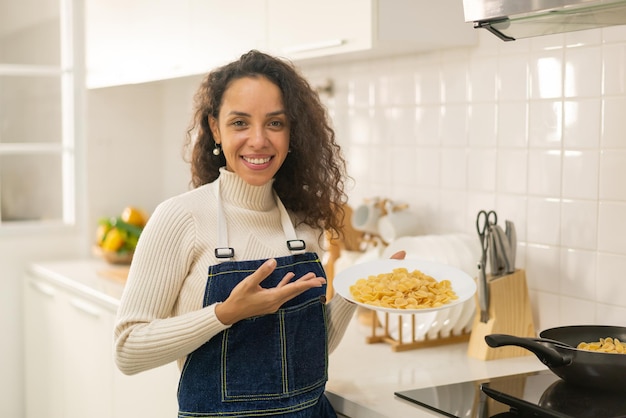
[299,27,626,332]
[84,76,202,239]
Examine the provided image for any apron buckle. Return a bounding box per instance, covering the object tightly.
[286,239,306,251]
[215,247,235,258]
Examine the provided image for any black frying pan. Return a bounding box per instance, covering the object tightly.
[486,325,626,392]
[539,379,626,416]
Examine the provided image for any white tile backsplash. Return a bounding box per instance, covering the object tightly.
[598,202,626,254]
[562,150,600,200]
[530,49,563,100]
[602,43,626,95]
[528,99,563,147]
[564,45,603,98]
[467,149,496,192]
[560,200,598,250]
[497,101,528,148]
[302,25,626,328]
[599,150,626,200]
[563,99,602,148]
[603,97,626,147]
[528,149,562,196]
[496,149,528,194]
[597,252,626,306]
[468,103,497,147]
[499,54,530,101]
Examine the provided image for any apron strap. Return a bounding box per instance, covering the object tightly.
[215,179,235,258]
[215,176,306,259]
[276,196,306,255]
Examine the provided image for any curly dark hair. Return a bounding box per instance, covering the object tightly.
[184,50,347,237]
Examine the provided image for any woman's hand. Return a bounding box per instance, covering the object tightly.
[390,250,406,260]
[215,258,325,325]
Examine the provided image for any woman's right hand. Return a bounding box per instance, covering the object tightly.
[214,258,326,325]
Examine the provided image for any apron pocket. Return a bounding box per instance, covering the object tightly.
[221,314,284,401]
[222,298,327,402]
[283,298,328,394]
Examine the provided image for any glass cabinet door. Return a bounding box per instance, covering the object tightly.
[0,0,79,225]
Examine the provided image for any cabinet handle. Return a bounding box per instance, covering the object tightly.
[282,39,346,54]
[29,280,57,297]
[70,297,102,318]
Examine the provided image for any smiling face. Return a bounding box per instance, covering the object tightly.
[209,76,290,187]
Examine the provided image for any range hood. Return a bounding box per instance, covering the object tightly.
[463,0,626,41]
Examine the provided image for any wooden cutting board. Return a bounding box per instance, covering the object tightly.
[97,267,130,283]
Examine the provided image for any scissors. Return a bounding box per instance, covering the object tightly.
[475,210,497,322]
[476,210,497,257]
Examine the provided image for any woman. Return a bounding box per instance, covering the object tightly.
[114,50,401,417]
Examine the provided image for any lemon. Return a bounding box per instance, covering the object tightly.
[101,227,125,252]
[96,223,111,244]
[121,206,147,227]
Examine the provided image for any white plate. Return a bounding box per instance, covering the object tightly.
[334,258,477,314]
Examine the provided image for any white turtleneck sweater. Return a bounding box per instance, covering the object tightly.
[114,168,356,375]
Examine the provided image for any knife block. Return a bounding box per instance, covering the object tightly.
[467,269,536,360]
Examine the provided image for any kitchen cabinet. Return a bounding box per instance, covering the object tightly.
[0,0,82,224]
[62,291,114,418]
[22,271,178,418]
[85,0,266,88]
[112,349,180,417]
[23,279,65,418]
[185,0,267,78]
[86,0,475,88]
[252,0,476,62]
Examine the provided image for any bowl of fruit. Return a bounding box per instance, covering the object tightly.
[93,206,148,265]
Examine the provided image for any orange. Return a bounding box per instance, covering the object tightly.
[121,206,147,227]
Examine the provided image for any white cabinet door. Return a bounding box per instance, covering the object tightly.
[186,0,267,75]
[112,361,180,417]
[266,0,476,62]
[267,0,373,60]
[61,294,114,418]
[24,271,181,418]
[23,277,65,418]
[86,0,191,88]
[86,0,267,88]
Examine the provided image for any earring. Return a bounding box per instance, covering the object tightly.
[212,143,221,156]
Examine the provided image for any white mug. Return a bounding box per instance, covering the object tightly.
[377,210,421,242]
[351,201,382,235]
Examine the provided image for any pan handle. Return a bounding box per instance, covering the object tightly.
[485,334,572,367]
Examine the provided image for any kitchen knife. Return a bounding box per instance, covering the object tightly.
[505,220,517,271]
[477,260,489,323]
[487,226,499,276]
[493,224,513,275]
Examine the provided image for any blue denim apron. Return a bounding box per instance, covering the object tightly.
[177,180,337,417]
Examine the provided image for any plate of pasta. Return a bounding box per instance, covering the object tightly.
[333,258,476,314]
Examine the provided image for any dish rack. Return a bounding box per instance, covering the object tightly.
[361,306,473,352]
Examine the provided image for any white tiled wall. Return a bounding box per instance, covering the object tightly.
[301,27,626,331]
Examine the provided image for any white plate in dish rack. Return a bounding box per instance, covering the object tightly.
[333,258,476,314]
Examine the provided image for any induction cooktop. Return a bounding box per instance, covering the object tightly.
[394,369,626,418]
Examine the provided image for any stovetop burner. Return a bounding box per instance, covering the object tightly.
[394,370,626,417]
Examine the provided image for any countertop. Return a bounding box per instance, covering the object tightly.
[27,259,547,418]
